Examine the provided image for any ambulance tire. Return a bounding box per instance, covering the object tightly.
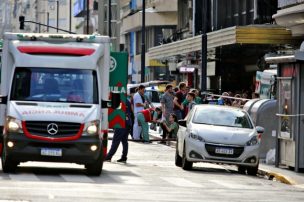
[86,153,103,176]
[1,146,18,173]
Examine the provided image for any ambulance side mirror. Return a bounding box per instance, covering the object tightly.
[0,95,7,104]
[111,92,121,109]
[101,92,121,109]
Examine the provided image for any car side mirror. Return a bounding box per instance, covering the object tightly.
[0,95,7,104]
[256,126,264,134]
[178,120,187,127]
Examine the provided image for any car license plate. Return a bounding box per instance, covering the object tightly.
[215,148,234,155]
[41,148,62,157]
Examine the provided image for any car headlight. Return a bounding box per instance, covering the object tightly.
[246,135,260,146]
[189,133,205,142]
[6,117,22,133]
[84,120,100,136]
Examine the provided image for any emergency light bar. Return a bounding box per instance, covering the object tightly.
[17,33,96,41]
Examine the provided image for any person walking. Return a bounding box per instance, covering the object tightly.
[105,99,132,163]
[133,85,147,140]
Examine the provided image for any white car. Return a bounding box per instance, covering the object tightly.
[175,105,264,175]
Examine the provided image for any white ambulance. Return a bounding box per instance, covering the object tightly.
[0,33,120,175]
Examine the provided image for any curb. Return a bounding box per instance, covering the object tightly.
[258,168,297,185]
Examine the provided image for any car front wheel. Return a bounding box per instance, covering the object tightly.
[175,140,182,167]
[182,143,193,170]
[247,164,259,176]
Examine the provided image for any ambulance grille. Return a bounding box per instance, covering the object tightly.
[25,121,81,137]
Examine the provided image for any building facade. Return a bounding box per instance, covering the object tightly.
[149,0,296,94]
[120,0,178,83]
[0,0,76,36]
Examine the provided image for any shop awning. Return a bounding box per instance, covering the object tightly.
[148,25,297,60]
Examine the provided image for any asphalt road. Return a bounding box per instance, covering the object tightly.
[0,136,303,202]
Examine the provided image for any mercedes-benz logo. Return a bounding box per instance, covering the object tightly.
[47,123,59,135]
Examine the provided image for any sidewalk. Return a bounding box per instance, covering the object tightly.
[148,127,304,187]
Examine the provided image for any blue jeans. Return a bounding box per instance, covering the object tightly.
[174,109,183,121]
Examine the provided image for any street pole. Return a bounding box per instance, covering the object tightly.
[200,0,207,92]
[56,0,59,33]
[86,0,89,34]
[47,12,49,32]
[141,0,146,83]
[69,0,72,32]
[108,0,111,37]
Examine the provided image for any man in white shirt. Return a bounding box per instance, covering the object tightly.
[133,85,146,140]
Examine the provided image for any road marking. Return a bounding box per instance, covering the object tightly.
[60,174,95,183]
[8,173,40,182]
[110,175,149,185]
[294,184,304,189]
[210,179,256,189]
[161,177,204,188]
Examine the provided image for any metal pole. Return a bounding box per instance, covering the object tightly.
[47,12,49,32]
[141,0,146,83]
[86,0,89,34]
[69,0,72,32]
[201,0,207,91]
[56,0,59,33]
[108,0,111,37]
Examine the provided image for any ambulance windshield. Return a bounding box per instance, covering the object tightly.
[10,67,98,104]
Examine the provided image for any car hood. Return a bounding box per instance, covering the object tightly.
[8,101,99,123]
[191,123,255,145]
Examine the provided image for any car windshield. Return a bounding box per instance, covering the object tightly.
[10,67,98,104]
[192,107,253,129]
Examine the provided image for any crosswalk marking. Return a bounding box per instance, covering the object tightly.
[8,173,40,182]
[60,174,95,183]
[161,177,204,188]
[210,179,256,189]
[111,175,149,185]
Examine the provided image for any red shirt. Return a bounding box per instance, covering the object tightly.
[141,108,154,122]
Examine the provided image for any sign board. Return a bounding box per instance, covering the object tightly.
[108,52,128,128]
[255,71,276,99]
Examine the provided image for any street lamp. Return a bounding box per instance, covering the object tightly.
[141,0,146,83]
[200,0,207,92]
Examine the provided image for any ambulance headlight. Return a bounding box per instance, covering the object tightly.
[7,117,22,133]
[85,120,100,136]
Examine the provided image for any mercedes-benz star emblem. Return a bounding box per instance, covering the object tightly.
[47,123,59,135]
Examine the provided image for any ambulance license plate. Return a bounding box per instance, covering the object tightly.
[41,148,62,156]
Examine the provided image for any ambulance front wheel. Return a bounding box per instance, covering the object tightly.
[85,153,103,176]
[1,146,18,173]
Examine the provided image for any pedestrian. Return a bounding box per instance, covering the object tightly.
[232,94,242,108]
[137,107,162,143]
[186,92,196,111]
[133,85,147,140]
[105,99,132,163]
[173,82,187,120]
[218,92,231,106]
[161,113,179,145]
[160,84,175,140]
